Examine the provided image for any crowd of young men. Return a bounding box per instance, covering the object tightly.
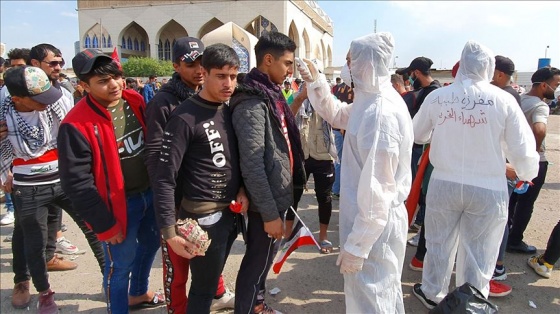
[0,29,558,314]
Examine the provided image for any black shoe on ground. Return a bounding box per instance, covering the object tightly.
[413,283,437,310]
[507,241,537,254]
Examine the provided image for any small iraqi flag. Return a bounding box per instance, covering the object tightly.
[272,209,319,274]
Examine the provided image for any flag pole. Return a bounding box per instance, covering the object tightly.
[289,206,321,250]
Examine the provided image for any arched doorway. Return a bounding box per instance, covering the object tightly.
[157,19,188,61]
[119,22,149,58]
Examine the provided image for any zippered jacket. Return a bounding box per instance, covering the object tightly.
[230,85,302,222]
[57,90,147,241]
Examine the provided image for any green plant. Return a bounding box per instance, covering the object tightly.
[122,57,173,77]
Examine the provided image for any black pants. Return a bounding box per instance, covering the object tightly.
[415,224,427,261]
[11,182,105,290]
[186,209,237,314]
[11,183,68,292]
[235,210,283,314]
[287,158,334,225]
[543,219,560,264]
[508,161,548,245]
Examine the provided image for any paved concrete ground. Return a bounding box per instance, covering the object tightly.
[1,116,559,313]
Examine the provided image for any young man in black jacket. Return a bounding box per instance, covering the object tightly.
[153,43,248,314]
[145,37,235,313]
[230,32,304,314]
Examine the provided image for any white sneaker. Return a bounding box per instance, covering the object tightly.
[0,212,15,225]
[210,289,235,312]
[55,237,83,255]
[528,255,553,279]
[408,229,420,247]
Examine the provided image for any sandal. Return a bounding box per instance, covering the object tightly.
[320,240,333,254]
[129,291,165,309]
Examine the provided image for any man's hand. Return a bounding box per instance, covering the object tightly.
[295,83,308,101]
[166,235,203,259]
[263,218,284,240]
[1,171,13,193]
[236,188,250,214]
[336,248,365,274]
[0,120,7,140]
[505,163,517,180]
[296,58,319,83]
[106,231,124,245]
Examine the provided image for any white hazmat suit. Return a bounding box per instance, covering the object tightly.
[298,32,413,313]
[413,41,540,302]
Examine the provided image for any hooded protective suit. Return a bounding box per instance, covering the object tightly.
[413,41,540,301]
[301,32,413,313]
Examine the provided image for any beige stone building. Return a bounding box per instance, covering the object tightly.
[77,0,334,72]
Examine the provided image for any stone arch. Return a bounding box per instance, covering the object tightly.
[288,21,300,58]
[244,16,278,38]
[327,45,332,67]
[119,21,149,58]
[198,18,223,40]
[320,40,327,68]
[157,19,188,61]
[302,29,311,59]
[83,23,111,49]
[313,44,322,60]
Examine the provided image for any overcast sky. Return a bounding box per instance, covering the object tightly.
[1,1,558,72]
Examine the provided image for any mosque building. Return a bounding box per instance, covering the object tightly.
[77,0,334,73]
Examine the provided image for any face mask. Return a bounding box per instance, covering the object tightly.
[340,64,354,89]
[554,86,560,100]
[409,74,422,90]
[408,77,415,86]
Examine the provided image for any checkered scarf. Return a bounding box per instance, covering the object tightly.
[0,95,65,183]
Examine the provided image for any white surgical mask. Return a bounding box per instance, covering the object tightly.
[340,64,353,88]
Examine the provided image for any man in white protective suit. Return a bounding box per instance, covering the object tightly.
[411,41,540,310]
[297,32,414,313]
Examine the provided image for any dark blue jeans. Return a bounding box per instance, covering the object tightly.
[4,192,14,213]
[332,130,344,195]
[103,189,161,314]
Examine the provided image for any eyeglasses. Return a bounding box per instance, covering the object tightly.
[41,60,65,68]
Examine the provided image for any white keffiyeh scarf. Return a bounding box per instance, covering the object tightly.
[0,95,66,183]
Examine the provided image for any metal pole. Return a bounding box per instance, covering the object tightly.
[545,45,549,58]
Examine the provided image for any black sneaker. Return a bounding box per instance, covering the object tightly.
[507,241,537,254]
[413,283,437,310]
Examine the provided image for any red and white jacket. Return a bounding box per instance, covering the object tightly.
[57,90,146,241]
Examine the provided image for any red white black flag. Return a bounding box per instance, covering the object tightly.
[272,207,320,274]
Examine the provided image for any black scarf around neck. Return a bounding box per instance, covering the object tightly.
[243,68,304,172]
[159,72,197,103]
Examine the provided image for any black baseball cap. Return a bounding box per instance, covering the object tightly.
[495,55,515,76]
[397,57,433,75]
[4,66,62,105]
[72,49,113,75]
[173,37,204,63]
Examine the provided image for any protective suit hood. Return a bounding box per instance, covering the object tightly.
[349,32,394,94]
[455,41,495,86]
